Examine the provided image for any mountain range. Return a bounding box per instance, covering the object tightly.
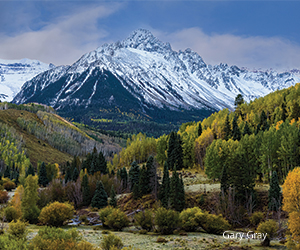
[0,58,54,102]
[11,29,300,129]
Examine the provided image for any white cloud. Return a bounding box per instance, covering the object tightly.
[155,27,300,71]
[0,3,122,65]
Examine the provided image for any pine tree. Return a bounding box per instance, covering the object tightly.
[232,115,241,141]
[91,181,108,209]
[257,110,269,133]
[64,165,72,183]
[159,162,170,208]
[146,155,156,194]
[281,102,287,122]
[38,162,49,187]
[132,183,140,200]
[243,121,251,136]
[72,167,79,182]
[268,171,281,211]
[174,135,184,170]
[109,185,117,207]
[139,165,149,197]
[129,161,140,191]
[82,174,91,207]
[169,166,185,212]
[224,115,231,140]
[198,123,202,137]
[291,101,300,121]
[120,167,128,190]
[26,164,35,177]
[220,165,229,195]
[167,131,177,169]
[98,151,108,174]
[4,165,10,178]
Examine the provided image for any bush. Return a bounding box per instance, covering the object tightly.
[38,201,75,227]
[195,211,230,234]
[0,234,29,250]
[256,219,278,246]
[154,207,180,235]
[250,211,264,227]
[7,220,28,240]
[4,206,19,222]
[134,209,153,231]
[3,181,16,192]
[179,207,202,232]
[101,233,123,250]
[104,208,129,231]
[99,206,114,229]
[0,190,9,204]
[30,227,80,250]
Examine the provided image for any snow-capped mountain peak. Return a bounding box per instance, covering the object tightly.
[12,29,300,121]
[0,58,54,102]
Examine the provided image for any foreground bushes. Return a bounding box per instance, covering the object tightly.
[38,201,75,227]
[154,207,180,235]
[134,209,153,231]
[101,233,123,250]
[99,206,129,231]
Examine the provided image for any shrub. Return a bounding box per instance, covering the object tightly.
[250,211,264,227]
[101,233,123,250]
[154,207,180,235]
[4,206,18,222]
[179,207,202,232]
[104,208,129,231]
[0,190,9,204]
[30,227,80,250]
[3,181,16,192]
[156,237,168,243]
[99,206,114,229]
[7,220,28,240]
[256,219,278,246]
[134,209,153,231]
[76,241,98,250]
[38,201,75,227]
[195,211,230,234]
[0,234,29,250]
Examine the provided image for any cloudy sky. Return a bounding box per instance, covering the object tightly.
[0,0,300,72]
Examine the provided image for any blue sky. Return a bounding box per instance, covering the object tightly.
[0,0,300,71]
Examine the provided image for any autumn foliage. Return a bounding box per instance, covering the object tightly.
[282,167,300,249]
[39,201,75,227]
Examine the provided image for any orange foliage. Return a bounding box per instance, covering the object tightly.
[282,167,300,248]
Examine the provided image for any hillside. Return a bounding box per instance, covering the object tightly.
[0,103,122,166]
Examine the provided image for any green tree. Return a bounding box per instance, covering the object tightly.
[198,123,202,137]
[38,162,49,187]
[139,165,148,197]
[26,164,35,177]
[120,167,128,190]
[169,167,185,212]
[231,115,241,141]
[224,115,231,140]
[268,171,281,211]
[234,94,244,107]
[109,185,117,207]
[129,161,140,192]
[243,121,251,136]
[146,155,157,194]
[21,175,40,223]
[220,165,229,195]
[81,174,91,207]
[91,181,108,209]
[167,131,177,169]
[64,165,72,183]
[291,101,300,120]
[159,162,170,208]
[72,167,79,182]
[4,165,10,179]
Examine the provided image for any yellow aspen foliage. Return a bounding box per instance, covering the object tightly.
[290,118,296,126]
[282,167,300,248]
[194,127,214,168]
[11,185,24,219]
[275,120,284,130]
